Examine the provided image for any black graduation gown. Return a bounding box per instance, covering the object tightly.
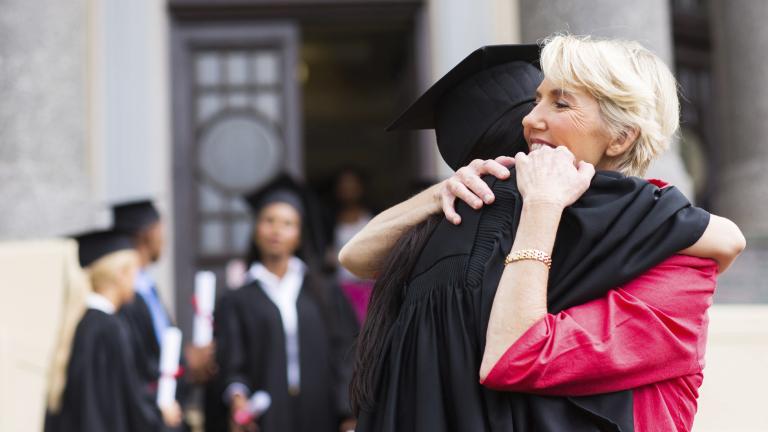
[212,273,357,432]
[45,309,164,432]
[119,289,191,413]
[119,294,162,386]
[356,171,710,432]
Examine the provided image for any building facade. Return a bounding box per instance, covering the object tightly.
[1,2,766,428]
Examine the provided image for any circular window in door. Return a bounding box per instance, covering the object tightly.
[197,111,283,194]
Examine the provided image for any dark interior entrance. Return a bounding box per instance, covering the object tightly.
[302,22,417,211]
[170,0,425,338]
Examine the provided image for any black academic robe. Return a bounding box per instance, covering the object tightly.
[119,294,162,386]
[210,272,356,432]
[120,291,191,432]
[356,171,709,432]
[44,309,164,432]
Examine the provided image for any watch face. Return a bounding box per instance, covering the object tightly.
[198,112,283,193]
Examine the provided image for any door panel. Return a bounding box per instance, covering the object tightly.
[171,23,301,335]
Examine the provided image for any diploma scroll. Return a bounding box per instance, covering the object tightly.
[157,326,182,407]
[193,271,216,347]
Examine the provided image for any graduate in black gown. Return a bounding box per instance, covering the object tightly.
[44,230,169,432]
[115,200,216,431]
[213,174,357,432]
[348,45,711,431]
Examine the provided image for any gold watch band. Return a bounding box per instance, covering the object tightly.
[504,249,552,269]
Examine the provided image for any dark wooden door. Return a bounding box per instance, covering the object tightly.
[171,22,302,334]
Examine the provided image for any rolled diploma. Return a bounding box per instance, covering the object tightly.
[157,326,182,407]
[193,271,216,346]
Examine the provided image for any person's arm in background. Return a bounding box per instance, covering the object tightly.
[338,157,514,278]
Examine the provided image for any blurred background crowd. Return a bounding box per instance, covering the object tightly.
[0,0,766,431]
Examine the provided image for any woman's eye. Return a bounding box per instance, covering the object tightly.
[555,100,570,109]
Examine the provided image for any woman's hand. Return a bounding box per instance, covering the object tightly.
[439,156,516,225]
[514,146,594,208]
[230,393,257,432]
[160,401,183,428]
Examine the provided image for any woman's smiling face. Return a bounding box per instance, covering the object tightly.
[522,77,615,168]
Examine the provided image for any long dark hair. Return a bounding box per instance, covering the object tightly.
[349,213,442,414]
[349,104,532,415]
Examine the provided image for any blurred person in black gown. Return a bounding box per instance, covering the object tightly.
[210,174,357,432]
[115,200,217,430]
[45,230,181,432]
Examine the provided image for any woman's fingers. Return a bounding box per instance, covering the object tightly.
[440,157,519,223]
[494,155,516,168]
[514,148,592,208]
[457,165,496,204]
[441,184,462,225]
[577,160,596,182]
[480,158,512,179]
[448,177,484,209]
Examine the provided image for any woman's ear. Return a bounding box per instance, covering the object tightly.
[605,127,639,158]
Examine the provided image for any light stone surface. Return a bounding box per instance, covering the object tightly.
[0,0,100,240]
[709,0,768,239]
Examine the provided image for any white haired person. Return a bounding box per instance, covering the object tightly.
[343,36,744,431]
[45,231,181,432]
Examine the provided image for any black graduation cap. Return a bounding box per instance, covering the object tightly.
[388,44,542,170]
[74,230,135,268]
[244,174,307,218]
[112,200,161,236]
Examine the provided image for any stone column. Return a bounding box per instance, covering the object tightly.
[421,0,522,179]
[0,0,97,240]
[706,0,768,302]
[518,0,694,199]
[709,0,768,240]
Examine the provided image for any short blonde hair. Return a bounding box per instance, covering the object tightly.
[46,248,138,413]
[87,249,139,290]
[540,34,680,176]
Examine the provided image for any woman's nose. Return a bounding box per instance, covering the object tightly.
[522,104,545,130]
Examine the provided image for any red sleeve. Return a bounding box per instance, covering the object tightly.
[480,255,717,396]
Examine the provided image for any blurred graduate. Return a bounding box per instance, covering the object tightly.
[210,174,357,432]
[114,200,216,430]
[44,230,180,432]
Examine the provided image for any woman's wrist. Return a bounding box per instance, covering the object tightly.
[522,197,568,211]
[514,201,563,255]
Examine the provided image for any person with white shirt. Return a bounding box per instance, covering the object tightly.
[44,230,180,432]
[213,174,357,432]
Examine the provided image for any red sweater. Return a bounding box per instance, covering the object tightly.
[481,255,718,431]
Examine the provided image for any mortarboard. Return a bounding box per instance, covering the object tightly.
[244,174,306,218]
[74,230,135,268]
[388,44,543,170]
[112,200,161,236]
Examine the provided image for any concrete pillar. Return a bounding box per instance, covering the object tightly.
[709,0,768,240]
[706,0,768,303]
[419,0,522,180]
[0,0,99,239]
[518,0,694,199]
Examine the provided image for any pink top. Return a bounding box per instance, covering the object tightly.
[481,255,718,431]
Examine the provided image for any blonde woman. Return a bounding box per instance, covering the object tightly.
[45,231,181,432]
[345,36,744,431]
